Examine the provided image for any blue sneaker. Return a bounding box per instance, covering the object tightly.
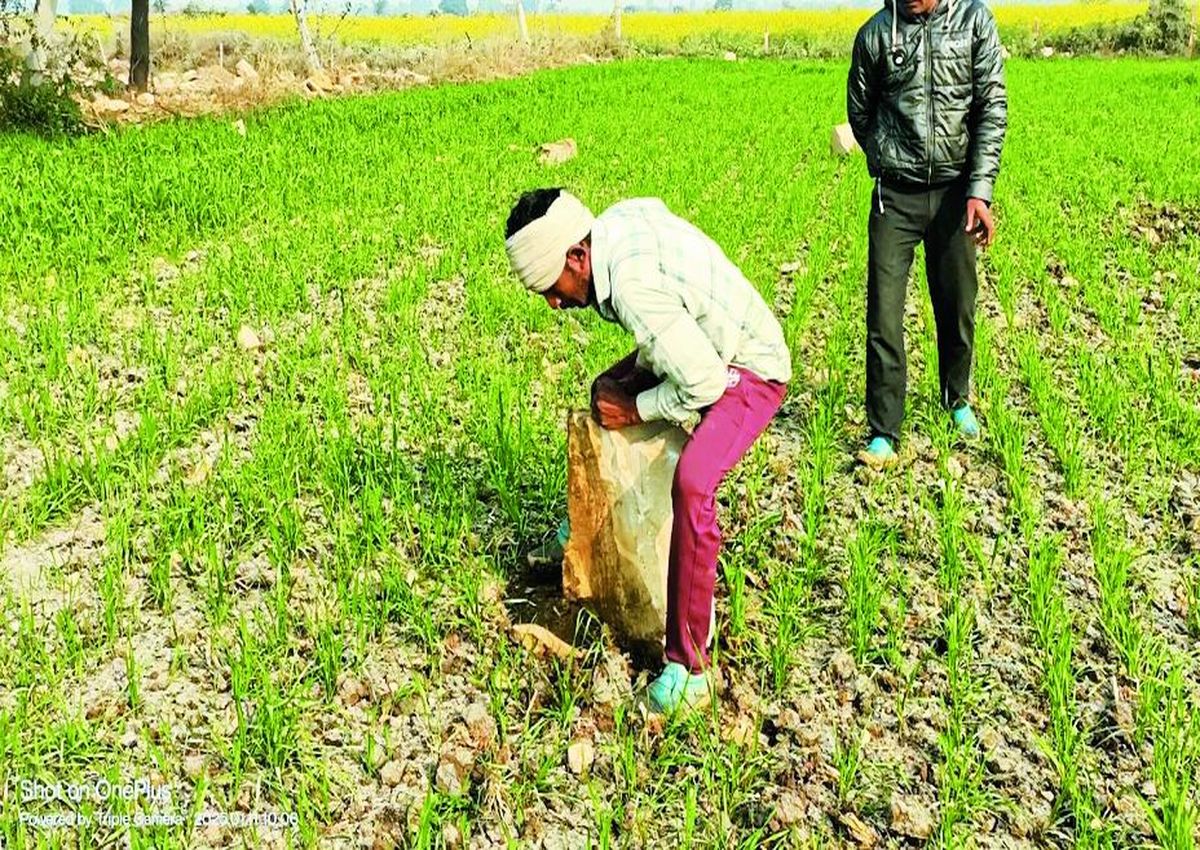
[857,435,898,469]
[645,662,712,715]
[952,404,981,439]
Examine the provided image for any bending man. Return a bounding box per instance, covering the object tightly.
[505,189,791,714]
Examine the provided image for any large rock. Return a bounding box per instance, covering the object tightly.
[563,411,686,656]
[831,122,860,156]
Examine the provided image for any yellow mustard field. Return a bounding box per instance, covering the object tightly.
[71,4,1148,47]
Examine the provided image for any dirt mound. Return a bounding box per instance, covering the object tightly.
[80,36,621,126]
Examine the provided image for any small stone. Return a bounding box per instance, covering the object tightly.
[464,701,496,748]
[890,794,935,839]
[435,759,462,794]
[841,812,877,846]
[795,693,817,721]
[536,137,578,166]
[183,754,206,779]
[232,118,246,137]
[774,791,805,826]
[236,324,261,351]
[566,738,594,776]
[830,650,856,682]
[727,713,758,747]
[337,675,365,707]
[380,759,403,787]
[776,707,803,733]
[512,623,575,660]
[592,652,632,705]
[723,50,737,61]
[1041,45,1055,58]
[436,747,473,795]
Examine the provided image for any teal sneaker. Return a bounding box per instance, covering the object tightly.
[526,519,570,573]
[857,435,898,469]
[951,404,981,439]
[646,662,712,715]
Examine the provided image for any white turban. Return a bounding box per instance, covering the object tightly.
[505,191,595,293]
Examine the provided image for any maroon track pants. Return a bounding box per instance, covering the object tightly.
[665,367,787,672]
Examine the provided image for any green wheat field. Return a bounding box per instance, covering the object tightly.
[1,56,1198,848]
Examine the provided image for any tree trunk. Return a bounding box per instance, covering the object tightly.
[612,0,621,41]
[129,0,150,92]
[290,0,323,73]
[1191,0,1197,56]
[23,0,57,87]
[516,0,529,44]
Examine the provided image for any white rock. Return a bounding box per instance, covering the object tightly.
[567,738,594,776]
[235,58,260,84]
[236,324,262,351]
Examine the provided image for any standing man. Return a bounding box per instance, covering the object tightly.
[504,189,791,714]
[847,0,1007,466]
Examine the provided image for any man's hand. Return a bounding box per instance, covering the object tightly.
[591,378,642,430]
[965,198,996,248]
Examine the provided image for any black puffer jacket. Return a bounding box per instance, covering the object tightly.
[847,0,1007,203]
